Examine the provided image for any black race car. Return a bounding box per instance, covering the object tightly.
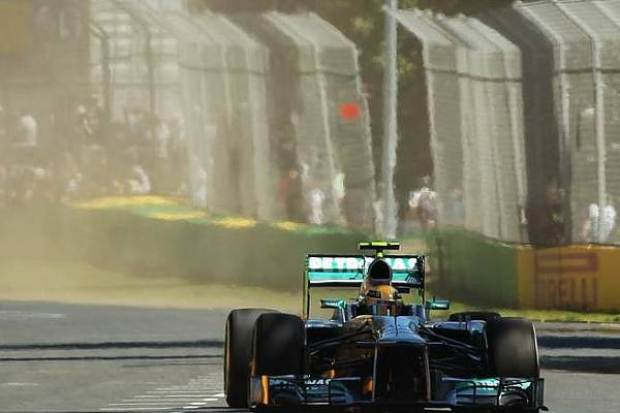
[224,242,545,412]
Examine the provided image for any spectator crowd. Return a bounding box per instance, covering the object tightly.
[0,96,443,234]
[0,97,188,206]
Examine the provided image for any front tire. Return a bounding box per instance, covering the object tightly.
[224,309,276,408]
[253,313,305,376]
[486,317,539,378]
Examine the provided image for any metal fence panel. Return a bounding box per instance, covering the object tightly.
[439,16,521,241]
[91,1,279,220]
[395,11,469,231]
[92,0,185,118]
[516,1,597,244]
[193,13,277,220]
[483,6,561,245]
[563,0,620,244]
[469,18,528,242]
[236,12,376,228]
[397,10,527,242]
[260,11,342,225]
[0,1,90,152]
[397,1,620,245]
[318,25,376,230]
[176,13,238,214]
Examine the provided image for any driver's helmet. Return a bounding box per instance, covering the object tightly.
[359,284,403,316]
[358,258,403,316]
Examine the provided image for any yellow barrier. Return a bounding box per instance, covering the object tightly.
[518,245,620,312]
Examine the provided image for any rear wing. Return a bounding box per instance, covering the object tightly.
[303,253,426,318]
[305,254,425,289]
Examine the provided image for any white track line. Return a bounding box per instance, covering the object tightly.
[100,372,222,412]
[124,399,213,403]
[142,393,212,398]
[99,406,179,412]
[146,390,209,394]
[109,402,183,406]
[142,392,214,396]
[114,396,219,404]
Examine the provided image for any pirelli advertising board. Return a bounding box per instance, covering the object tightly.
[518,245,620,312]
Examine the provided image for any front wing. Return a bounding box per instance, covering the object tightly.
[250,375,545,411]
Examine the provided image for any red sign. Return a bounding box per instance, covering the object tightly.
[339,102,361,121]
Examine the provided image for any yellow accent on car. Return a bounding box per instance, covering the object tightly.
[322,369,336,379]
[362,378,374,395]
[260,375,270,405]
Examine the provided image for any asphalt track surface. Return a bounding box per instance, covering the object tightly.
[1,301,619,413]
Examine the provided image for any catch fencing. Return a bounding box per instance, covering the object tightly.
[232,11,376,228]
[405,1,620,311]
[0,1,90,152]
[488,0,620,245]
[91,0,278,220]
[89,1,375,228]
[399,0,620,246]
[396,10,527,243]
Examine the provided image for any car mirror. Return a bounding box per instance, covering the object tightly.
[320,299,346,310]
[425,298,450,311]
[395,286,410,294]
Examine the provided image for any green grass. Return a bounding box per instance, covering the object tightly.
[0,258,300,311]
[1,256,618,324]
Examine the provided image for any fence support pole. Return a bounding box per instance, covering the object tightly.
[89,23,111,124]
[382,0,399,239]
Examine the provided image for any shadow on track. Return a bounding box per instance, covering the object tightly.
[0,339,224,351]
[538,333,620,374]
[541,355,620,374]
[0,354,223,362]
[538,335,620,350]
[6,409,246,413]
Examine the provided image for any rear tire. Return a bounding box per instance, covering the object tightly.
[225,309,277,408]
[253,313,305,376]
[486,317,539,378]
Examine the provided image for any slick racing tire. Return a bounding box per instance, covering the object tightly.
[486,317,540,379]
[448,311,500,323]
[225,309,277,408]
[253,313,305,376]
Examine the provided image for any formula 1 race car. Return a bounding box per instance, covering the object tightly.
[224,242,545,412]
